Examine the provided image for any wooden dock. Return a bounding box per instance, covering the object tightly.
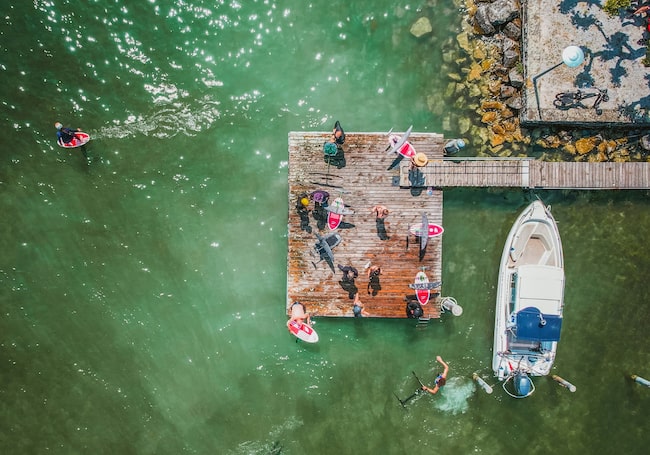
[399,158,650,189]
[287,131,446,319]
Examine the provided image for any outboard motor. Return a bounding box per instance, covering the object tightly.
[514,371,532,397]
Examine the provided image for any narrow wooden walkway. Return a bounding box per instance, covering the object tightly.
[287,131,446,319]
[399,158,650,189]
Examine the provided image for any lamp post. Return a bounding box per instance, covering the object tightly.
[532,45,585,120]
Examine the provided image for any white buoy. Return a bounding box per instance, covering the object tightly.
[631,375,650,387]
[552,375,577,392]
[473,373,493,394]
[441,296,463,316]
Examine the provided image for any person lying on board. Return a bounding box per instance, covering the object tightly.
[421,356,449,395]
[287,301,311,329]
[54,122,82,144]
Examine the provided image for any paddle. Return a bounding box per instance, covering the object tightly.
[383,127,394,152]
[412,371,425,388]
[420,212,429,252]
[395,371,427,408]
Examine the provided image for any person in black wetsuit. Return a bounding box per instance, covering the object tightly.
[55,121,88,159]
[338,264,358,299]
[323,120,346,169]
[55,122,80,144]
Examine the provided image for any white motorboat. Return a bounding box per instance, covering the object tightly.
[492,200,565,398]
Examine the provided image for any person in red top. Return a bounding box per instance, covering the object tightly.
[421,356,449,395]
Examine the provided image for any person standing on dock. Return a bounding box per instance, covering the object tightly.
[371,205,390,240]
[421,356,449,395]
[367,265,382,295]
[338,264,359,299]
[410,152,428,170]
[371,205,389,219]
[296,195,312,233]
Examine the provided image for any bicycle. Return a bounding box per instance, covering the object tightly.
[553,88,609,115]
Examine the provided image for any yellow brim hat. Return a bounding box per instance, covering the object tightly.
[413,153,428,167]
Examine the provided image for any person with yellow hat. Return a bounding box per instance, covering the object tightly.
[411,152,428,169]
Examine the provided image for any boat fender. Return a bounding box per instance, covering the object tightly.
[631,375,650,387]
[552,375,577,392]
[473,373,494,394]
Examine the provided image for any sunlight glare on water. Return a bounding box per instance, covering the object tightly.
[0,1,648,454]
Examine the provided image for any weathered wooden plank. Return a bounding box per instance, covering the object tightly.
[288,132,447,319]
[400,158,650,189]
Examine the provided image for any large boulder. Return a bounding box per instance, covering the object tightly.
[502,37,520,68]
[474,0,520,35]
[508,67,524,88]
[410,17,432,38]
[488,0,520,26]
[474,5,496,35]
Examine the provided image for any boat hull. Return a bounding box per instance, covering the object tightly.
[492,200,565,385]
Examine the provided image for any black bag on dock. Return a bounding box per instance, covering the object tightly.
[406,301,423,319]
[323,142,346,169]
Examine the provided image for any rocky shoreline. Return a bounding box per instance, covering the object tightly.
[416,0,650,162]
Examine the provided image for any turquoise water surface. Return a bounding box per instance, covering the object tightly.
[1,1,649,454]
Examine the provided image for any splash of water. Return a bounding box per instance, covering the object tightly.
[434,377,476,415]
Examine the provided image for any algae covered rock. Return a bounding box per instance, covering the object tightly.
[410,17,432,38]
[575,137,597,155]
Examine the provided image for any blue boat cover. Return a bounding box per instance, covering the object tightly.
[515,307,562,342]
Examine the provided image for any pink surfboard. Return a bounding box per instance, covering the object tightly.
[409,223,444,238]
[327,197,345,230]
[396,141,417,159]
[414,271,430,305]
[57,131,90,149]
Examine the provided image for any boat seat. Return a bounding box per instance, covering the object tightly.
[510,223,537,262]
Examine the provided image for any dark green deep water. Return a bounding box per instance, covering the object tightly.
[1,1,648,454]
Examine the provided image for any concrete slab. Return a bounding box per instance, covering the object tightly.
[522,0,650,126]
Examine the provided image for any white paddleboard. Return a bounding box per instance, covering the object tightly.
[288,320,319,343]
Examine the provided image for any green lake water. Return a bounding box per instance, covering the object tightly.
[1,1,648,454]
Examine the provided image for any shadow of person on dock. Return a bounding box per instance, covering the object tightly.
[337,221,356,230]
[408,168,425,196]
[387,154,404,171]
[376,218,389,240]
[312,203,327,230]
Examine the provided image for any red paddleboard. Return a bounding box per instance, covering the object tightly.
[414,271,430,305]
[409,223,444,238]
[396,141,417,159]
[327,197,344,230]
[288,320,319,343]
[57,131,90,149]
